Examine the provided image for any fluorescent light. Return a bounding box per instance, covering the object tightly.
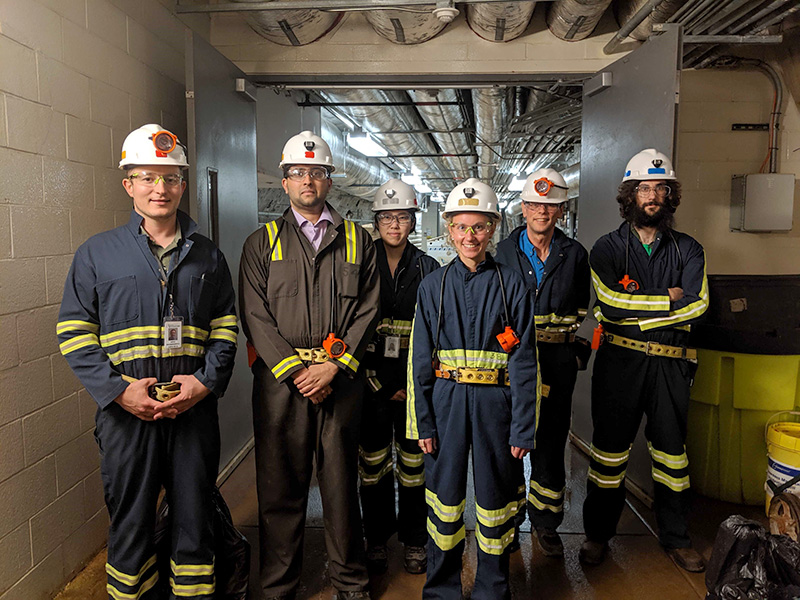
[508,177,526,191]
[346,132,388,157]
[430,192,445,203]
[401,173,421,186]
[415,182,432,194]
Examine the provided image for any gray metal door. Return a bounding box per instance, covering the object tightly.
[186,31,258,475]
[573,26,683,502]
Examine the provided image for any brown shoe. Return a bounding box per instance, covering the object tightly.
[533,528,564,557]
[403,545,427,574]
[365,544,387,574]
[666,546,706,573]
[578,539,607,565]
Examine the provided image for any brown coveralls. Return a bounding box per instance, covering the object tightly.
[239,205,380,599]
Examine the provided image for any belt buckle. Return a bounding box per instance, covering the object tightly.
[456,366,498,384]
[645,341,658,356]
[312,348,328,362]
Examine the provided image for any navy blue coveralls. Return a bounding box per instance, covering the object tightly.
[496,226,590,530]
[57,210,238,599]
[359,240,440,549]
[407,255,540,600]
[584,222,708,549]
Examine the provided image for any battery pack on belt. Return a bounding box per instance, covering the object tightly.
[435,364,509,386]
[121,374,181,402]
[604,333,697,360]
[536,331,576,344]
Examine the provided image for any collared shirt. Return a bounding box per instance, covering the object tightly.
[141,221,182,277]
[518,229,552,286]
[291,205,333,251]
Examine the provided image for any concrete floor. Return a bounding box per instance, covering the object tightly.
[54,442,766,600]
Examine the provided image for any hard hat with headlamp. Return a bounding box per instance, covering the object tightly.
[372,179,419,212]
[279,130,336,172]
[119,124,188,169]
[622,149,676,182]
[443,178,500,219]
[521,168,569,203]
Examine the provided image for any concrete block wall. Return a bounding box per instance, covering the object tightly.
[676,69,800,274]
[0,1,197,597]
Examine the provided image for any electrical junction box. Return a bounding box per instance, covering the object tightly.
[730,173,795,232]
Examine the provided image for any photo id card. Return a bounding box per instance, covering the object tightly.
[163,317,183,349]
[384,335,400,358]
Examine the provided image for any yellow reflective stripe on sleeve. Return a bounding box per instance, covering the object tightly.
[577,308,588,316]
[170,558,214,577]
[106,344,206,365]
[425,488,465,523]
[427,518,465,551]
[265,221,283,261]
[639,257,709,331]
[366,376,382,392]
[106,556,157,587]
[396,467,425,487]
[648,443,689,470]
[359,459,393,485]
[209,329,238,344]
[336,352,359,372]
[272,355,303,379]
[360,445,391,466]
[107,573,159,600]
[60,333,101,355]
[475,524,515,556]
[529,480,564,501]
[436,349,508,369]
[169,578,215,597]
[476,499,519,528]
[376,319,413,335]
[406,317,420,439]
[56,320,100,335]
[593,305,641,327]
[652,467,691,491]
[210,315,237,328]
[588,468,626,489]
[590,445,631,467]
[344,219,358,264]
[396,444,424,467]
[527,493,563,513]
[591,268,671,312]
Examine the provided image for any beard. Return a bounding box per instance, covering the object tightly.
[630,200,674,230]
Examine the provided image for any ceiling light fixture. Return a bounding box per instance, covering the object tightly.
[346,130,388,157]
[508,177,526,192]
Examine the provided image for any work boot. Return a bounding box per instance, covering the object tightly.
[578,539,608,565]
[533,527,564,557]
[666,546,706,573]
[404,545,427,574]
[365,544,388,574]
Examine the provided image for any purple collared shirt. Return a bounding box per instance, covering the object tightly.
[291,205,333,251]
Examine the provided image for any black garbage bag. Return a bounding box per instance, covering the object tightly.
[153,487,250,599]
[706,515,800,600]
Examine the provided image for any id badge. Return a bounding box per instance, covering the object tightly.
[163,317,183,349]
[384,335,400,359]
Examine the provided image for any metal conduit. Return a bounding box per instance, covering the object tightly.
[604,0,670,54]
[364,7,448,44]
[230,0,339,45]
[547,0,613,41]
[472,87,509,183]
[466,2,537,42]
[613,0,684,41]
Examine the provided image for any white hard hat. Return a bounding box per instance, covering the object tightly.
[443,178,500,219]
[119,124,188,169]
[372,179,419,212]
[520,168,569,203]
[622,148,676,182]
[279,130,336,172]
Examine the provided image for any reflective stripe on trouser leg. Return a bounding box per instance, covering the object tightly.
[359,393,397,546]
[392,397,427,547]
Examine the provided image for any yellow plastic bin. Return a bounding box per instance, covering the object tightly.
[765,412,800,514]
[686,349,800,505]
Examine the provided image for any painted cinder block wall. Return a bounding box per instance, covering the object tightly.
[0,1,205,598]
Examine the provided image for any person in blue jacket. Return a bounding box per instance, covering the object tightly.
[57,124,238,600]
[407,178,540,600]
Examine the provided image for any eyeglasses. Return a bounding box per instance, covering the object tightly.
[285,167,330,182]
[128,172,183,187]
[449,222,493,236]
[523,201,562,212]
[376,213,413,225]
[635,184,671,197]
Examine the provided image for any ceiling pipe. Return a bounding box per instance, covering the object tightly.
[466,2,537,42]
[472,87,509,183]
[365,6,449,44]
[613,0,684,41]
[230,0,340,45]
[604,0,670,54]
[547,0,613,41]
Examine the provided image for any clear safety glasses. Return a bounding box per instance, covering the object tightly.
[128,173,184,187]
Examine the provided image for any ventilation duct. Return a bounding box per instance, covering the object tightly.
[613,0,683,41]
[466,2,537,41]
[547,0,613,41]
[408,89,474,182]
[472,87,508,183]
[230,0,340,46]
[365,7,448,44]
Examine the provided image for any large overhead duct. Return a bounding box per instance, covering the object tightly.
[613,0,683,41]
[230,0,340,46]
[466,2,537,41]
[317,89,451,191]
[472,87,508,183]
[321,117,395,199]
[365,7,448,44]
[408,89,475,182]
[547,0,613,41]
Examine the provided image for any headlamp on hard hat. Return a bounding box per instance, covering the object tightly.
[152,130,177,154]
[533,177,568,197]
